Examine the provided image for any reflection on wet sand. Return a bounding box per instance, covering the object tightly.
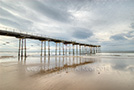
[39,56,94,75]
[18,55,96,76]
[0,56,16,59]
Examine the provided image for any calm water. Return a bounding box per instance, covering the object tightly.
[0,52,134,90]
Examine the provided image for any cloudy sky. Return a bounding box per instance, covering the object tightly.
[0,0,134,52]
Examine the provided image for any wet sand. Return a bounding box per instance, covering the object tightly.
[0,54,134,90]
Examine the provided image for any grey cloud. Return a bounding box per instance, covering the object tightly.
[130,23,134,29]
[0,7,15,19]
[0,0,46,23]
[103,39,134,46]
[0,7,33,31]
[125,31,134,38]
[24,0,73,23]
[110,34,127,40]
[101,41,125,46]
[110,29,134,41]
[0,18,21,28]
[72,27,93,39]
[0,1,27,14]
[0,7,32,24]
[124,23,134,38]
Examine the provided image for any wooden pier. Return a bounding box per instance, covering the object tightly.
[0,29,101,59]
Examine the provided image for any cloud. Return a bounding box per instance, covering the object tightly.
[110,34,127,40]
[0,0,134,51]
[24,0,73,23]
[130,23,134,29]
[0,18,21,28]
[110,28,134,41]
[72,27,93,39]
[0,7,33,31]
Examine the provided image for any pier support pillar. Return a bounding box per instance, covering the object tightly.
[59,43,61,55]
[41,41,43,57]
[93,47,95,54]
[73,44,75,56]
[24,39,26,58]
[79,45,81,55]
[84,46,85,54]
[55,42,57,55]
[90,47,92,54]
[82,46,83,55]
[84,46,86,54]
[69,44,71,55]
[65,44,67,56]
[44,41,46,56]
[76,45,78,55]
[95,47,96,54]
[86,46,88,54]
[40,40,47,58]
[63,43,64,55]
[88,47,90,54]
[18,38,21,57]
[21,39,24,57]
[99,47,101,53]
[18,38,27,59]
[48,41,50,56]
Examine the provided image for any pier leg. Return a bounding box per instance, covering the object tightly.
[76,45,78,55]
[92,47,94,54]
[69,44,70,55]
[24,39,26,58]
[86,46,88,54]
[75,45,77,55]
[59,43,60,55]
[84,46,85,54]
[85,46,87,54]
[63,43,64,55]
[66,44,67,56]
[44,41,46,56]
[82,46,84,55]
[94,47,96,54]
[21,39,23,57]
[79,45,81,55]
[76,45,77,55]
[41,41,43,57]
[96,47,98,53]
[88,47,90,54]
[93,47,95,54]
[18,38,21,57]
[90,47,92,54]
[77,45,79,55]
[48,41,50,56]
[55,43,57,55]
[73,44,74,56]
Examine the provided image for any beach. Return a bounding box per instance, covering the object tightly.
[0,52,134,90]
